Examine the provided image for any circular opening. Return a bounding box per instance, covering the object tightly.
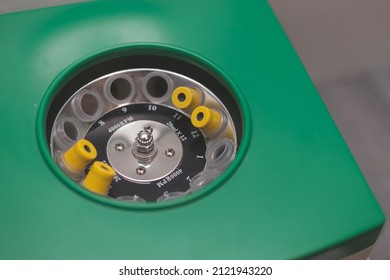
[178,92,186,102]
[54,117,85,149]
[189,170,219,191]
[42,51,248,210]
[213,145,226,160]
[63,121,79,141]
[84,145,91,153]
[71,90,103,122]
[206,139,236,171]
[196,112,204,121]
[110,78,132,100]
[80,93,99,116]
[146,76,168,98]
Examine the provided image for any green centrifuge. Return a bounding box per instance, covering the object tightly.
[0,0,384,259]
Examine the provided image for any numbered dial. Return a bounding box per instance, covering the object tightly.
[85,103,206,201]
[48,67,239,204]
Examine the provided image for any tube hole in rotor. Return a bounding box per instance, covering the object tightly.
[110,78,133,100]
[80,93,99,116]
[63,121,79,142]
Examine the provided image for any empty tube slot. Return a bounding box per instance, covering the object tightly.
[71,89,104,122]
[188,170,220,193]
[205,138,236,171]
[104,74,136,105]
[142,72,173,103]
[53,117,85,150]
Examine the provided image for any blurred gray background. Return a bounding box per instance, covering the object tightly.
[1,0,389,259]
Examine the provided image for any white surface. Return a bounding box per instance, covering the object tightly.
[0,260,388,279]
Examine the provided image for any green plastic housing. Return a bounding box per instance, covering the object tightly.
[0,0,384,259]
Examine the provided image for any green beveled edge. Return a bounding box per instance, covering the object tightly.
[36,43,252,210]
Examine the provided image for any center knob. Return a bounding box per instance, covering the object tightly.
[133,125,158,162]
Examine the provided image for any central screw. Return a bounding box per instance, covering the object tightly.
[136,166,146,175]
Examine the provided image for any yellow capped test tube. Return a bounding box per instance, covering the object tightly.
[172,86,202,112]
[82,161,116,195]
[62,139,97,177]
[191,106,222,134]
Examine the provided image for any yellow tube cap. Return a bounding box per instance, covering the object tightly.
[63,139,97,172]
[171,86,201,111]
[191,106,221,133]
[82,161,116,195]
